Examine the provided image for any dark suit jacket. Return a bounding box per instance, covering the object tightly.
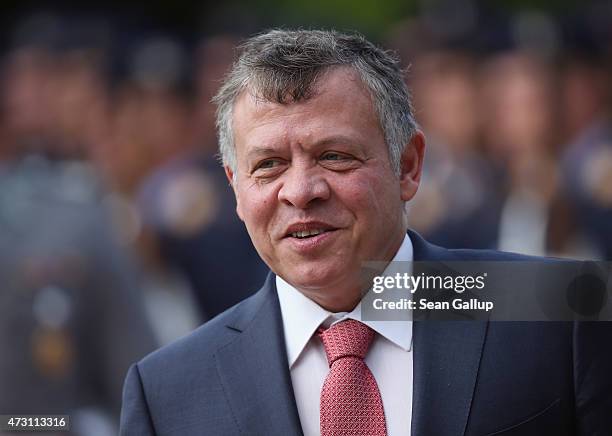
[120,231,612,435]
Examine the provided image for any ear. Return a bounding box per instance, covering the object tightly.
[224,165,245,221]
[399,130,426,202]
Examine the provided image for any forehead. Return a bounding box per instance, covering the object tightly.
[231,67,382,149]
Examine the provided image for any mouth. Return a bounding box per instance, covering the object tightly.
[281,222,341,254]
[289,229,332,239]
[284,222,338,240]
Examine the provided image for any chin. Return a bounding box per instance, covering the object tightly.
[283,262,357,292]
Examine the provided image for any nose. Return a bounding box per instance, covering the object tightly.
[278,164,331,209]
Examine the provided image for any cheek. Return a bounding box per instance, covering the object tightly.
[338,172,401,222]
[237,187,276,236]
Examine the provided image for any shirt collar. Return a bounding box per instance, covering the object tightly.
[277,233,414,368]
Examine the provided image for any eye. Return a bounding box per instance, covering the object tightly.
[251,158,286,178]
[319,151,361,171]
[321,152,350,161]
[256,159,281,170]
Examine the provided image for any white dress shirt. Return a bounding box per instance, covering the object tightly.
[277,234,414,436]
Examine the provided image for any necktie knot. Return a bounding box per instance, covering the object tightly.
[318,319,375,365]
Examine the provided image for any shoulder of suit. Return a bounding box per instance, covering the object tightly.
[409,230,568,263]
[136,284,269,376]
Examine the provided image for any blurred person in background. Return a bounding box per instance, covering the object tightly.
[0,45,156,435]
[407,50,503,249]
[78,33,210,345]
[559,49,612,259]
[137,35,268,320]
[478,51,579,257]
[102,76,203,343]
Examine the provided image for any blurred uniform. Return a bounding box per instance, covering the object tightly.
[409,138,504,250]
[0,154,156,435]
[138,152,269,319]
[562,119,612,259]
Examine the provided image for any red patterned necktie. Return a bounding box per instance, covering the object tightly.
[318,319,387,436]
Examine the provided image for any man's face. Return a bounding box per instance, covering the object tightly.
[227,68,423,310]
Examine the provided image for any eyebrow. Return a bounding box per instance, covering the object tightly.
[245,134,363,161]
[313,135,360,148]
[246,146,280,161]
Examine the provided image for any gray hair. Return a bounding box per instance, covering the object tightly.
[213,29,417,174]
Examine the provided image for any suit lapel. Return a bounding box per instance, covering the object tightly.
[214,274,303,436]
[409,230,489,436]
